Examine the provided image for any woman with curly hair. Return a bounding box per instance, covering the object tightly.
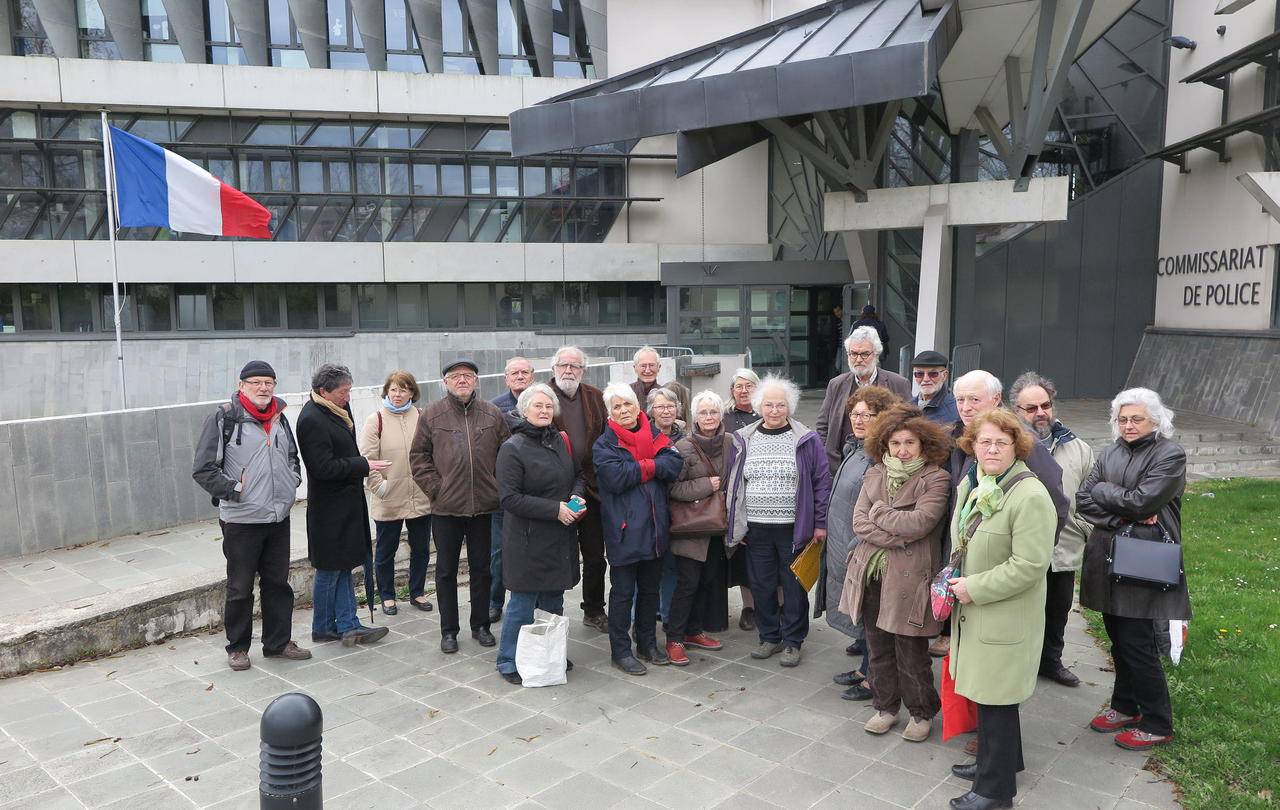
[840,404,953,743]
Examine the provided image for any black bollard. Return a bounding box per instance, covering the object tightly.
[259,692,323,809]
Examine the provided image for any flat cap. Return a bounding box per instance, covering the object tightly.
[442,358,479,376]
[911,350,949,367]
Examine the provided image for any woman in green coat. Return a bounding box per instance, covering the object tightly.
[944,409,1056,810]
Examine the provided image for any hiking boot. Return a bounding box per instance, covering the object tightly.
[864,711,898,735]
[1114,729,1173,750]
[902,716,932,742]
[472,628,496,647]
[683,633,723,651]
[264,641,312,661]
[583,613,609,633]
[928,636,950,657]
[638,645,670,666]
[1090,708,1141,733]
[750,640,784,660]
[666,641,690,666]
[779,646,802,667]
[227,651,251,671]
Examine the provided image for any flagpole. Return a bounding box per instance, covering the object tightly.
[100,110,128,411]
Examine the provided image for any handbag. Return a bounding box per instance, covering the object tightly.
[668,439,728,537]
[1108,520,1182,589]
[790,536,825,591]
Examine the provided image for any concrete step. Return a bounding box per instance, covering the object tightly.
[1187,455,1280,475]
[1183,442,1280,458]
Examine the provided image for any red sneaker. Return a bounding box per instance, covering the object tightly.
[1115,729,1173,751]
[683,633,723,651]
[666,641,690,666]
[1090,708,1142,733]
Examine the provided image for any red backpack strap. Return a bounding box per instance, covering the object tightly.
[560,430,572,457]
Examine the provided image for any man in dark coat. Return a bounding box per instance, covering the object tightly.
[630,346,691,423]
[488,355,535,623]
[814,324,912,472]
[410,358,511,654]
[296,363,390,648]
[911,350,959,427]
[547,346,611,633]
[851,305,889,361]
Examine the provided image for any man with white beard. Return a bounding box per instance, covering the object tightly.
[548,346,611,633]
[1010,371,1095,688]
[814,325,912,472]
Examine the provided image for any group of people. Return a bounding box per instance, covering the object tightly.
[193,334,1192,810]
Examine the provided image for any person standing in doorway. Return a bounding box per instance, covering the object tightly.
[851,305,890,362]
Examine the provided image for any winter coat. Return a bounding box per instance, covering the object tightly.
[949,426,1069,540]
[817,437,871,634]
[725,419,832,552]
[592,421,684,567]
[491,389,519,413]
[409,393,511,517]
[948,461,1056,705]
[551,380,607,499]
[296,398,372,571]
[726,406,760,432]
[916,385,959,427]
[359,406,431,523]
[192,395,301,525]
[667,427,733,562]
[840,464,951,637]
[496,420,585,593]
[1077,432,1191,621]
[1046,423,1095,572]
[815,370,913,472]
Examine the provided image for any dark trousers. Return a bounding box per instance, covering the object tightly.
[221,519,294,654]
[578,498,607,617]
[665,555,716,641]
[1103,612,1175,736]
[432,514,492,637]
[1040,569,1075,668]
[490,511,506,611]
[373,515,432,602]
[745,522,809,647]
[608,557,661,660]
[861,578,939,719]
[974,703,1025,802]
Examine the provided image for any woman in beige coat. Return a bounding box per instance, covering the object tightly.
[841,404,952,743]
[359,370,433,615]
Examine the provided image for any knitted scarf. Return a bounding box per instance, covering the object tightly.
[609,411,670,482]
[383,396,414,414]
[958,464,1015,536]
[883,454,926,496]
[311,390,353,430]
[239,392,279,434]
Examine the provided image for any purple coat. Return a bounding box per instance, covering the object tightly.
[725,419,832,552]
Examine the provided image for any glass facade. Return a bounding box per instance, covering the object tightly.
[0,109,630,242]
[0,281,665,337]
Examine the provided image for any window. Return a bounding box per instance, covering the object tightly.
[530,282,556,326]
[205,0,246,64]
[211,284,247,330]
[285,285,319,328]
[561,281,590,327]
[396,283,423,328]
[426,283,458,328]
[322,284,352,327]
[0,288,15,333]
[496,282,524,327]
[386,0,426,73]
[14,0,54,55]
[256,284,284,328]
[357,284,388,328]
[136,284,171,330]
[462,283,491,327]
[597,281,622,326]
[176,284,208,330]
[18,285,53,331]
[59,284,96,333]
[142,0,182,62]
[626,282,658,326]
[99,286,137,331]
[327,0,365,67]
[76,0,121,59]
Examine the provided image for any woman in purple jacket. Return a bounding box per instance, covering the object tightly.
[725,375,832,668]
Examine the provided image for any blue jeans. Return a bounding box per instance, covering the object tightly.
[312,568,360,636]
[489,512,506,612]
[374,515,432,601]
[496,590,565,675]
[745,522,809,647]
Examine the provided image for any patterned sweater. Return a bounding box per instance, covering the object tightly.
[743,425,798,524]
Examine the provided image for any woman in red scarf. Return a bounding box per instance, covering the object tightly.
[592,382,684,675]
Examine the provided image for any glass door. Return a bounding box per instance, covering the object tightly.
[747,286,791,378]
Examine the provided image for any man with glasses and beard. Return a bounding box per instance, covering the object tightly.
[548,346,611,633]
[910,350,959,427]
[815,325,912,473]
[1010,372,1095,688]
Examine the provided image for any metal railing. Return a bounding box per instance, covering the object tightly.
[603,345,695,363]
[950,343,982,378]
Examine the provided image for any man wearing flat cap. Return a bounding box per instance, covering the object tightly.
[411,359,512,653]
[193,360,311,671]
[911,350,959,427]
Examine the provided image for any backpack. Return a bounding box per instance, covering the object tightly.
[211,401,296,507]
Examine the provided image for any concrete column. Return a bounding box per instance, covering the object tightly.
[286,0,330,68]
[464,0,498,74]
[950,129,979,355]
[160,0,209,63]
[522,0,552,77]
[916,201,953,354]
[579,0,605,76]
[226,0,269,65]
[407,0,443,72]
[351,0,386,70]
[31,0,79,58]
[98,0,143,60]
[0,0,14,56]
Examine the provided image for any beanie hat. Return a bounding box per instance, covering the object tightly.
[240,360,276,380]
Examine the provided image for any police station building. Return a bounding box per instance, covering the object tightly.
[0,0,1277,439]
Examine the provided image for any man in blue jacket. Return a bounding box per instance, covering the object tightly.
[911,350,959,427]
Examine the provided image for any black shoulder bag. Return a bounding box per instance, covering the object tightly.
[1108,520,1182,590]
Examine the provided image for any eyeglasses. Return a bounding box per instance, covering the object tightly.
[635,363,659,371]
[243,379,276,389]
[554,363,585,372]
[912,369,943,380]
[507,369,533,377]
[975,438,1014,451]
[445,372,477,382]
[846,350,875,361]
[850,410,878,422]
[1116,416,1149,426]
[651,404,677,412]
[1017,401,1053,414]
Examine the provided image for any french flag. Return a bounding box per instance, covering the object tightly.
[109,126,272,239]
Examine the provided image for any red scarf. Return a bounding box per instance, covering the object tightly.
[609,411,671,482]
[239,392,279,434]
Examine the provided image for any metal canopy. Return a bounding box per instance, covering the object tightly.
[1146,105,1280,171]
[1181,29,1280,87]
[509,0,962,158]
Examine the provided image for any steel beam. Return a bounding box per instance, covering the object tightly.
[351,0,387,70]
[1004,56,1023,145]
[407,0,444,72]
[226,0,269,65]
[31,0,79,58]
[98,0,143,60]
[760,118,866,199]
[580,0,607,75]
[815,110,857,168]
[1014,0,1094,187]
[160,0,209,63]
[867,100,903,167]
[974,106,1011,161]
[523,0,553,77]
[465,0,499,74]
[286,0,330,68]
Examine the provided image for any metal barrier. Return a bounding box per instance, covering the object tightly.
[603,345,695,362]
[951,343,982,378]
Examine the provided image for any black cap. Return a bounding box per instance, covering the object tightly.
[911,350,949,368]
[442,358,479,376]
[861,304,877,316]
[240,360,276,380]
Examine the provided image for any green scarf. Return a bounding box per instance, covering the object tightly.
[883,454,926,496]
[958,467,1012,538]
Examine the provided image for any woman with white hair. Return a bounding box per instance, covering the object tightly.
[726,368,761,431]
[647,386,686,442]
[724,375,832,668]
[1076,387,1190,752]
[493,384,586,685]
[593,382,685,675]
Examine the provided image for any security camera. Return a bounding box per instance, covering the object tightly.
[1165,36,1197,50]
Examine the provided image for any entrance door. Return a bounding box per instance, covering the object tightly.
[746,286,791,378]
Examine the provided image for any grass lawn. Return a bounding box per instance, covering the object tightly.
[1083,478,1280,810]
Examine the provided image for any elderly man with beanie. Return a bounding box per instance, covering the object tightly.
[815,325,912,473]
[411,358,511,653]
[911,350,959,427]
[193,360,310,671]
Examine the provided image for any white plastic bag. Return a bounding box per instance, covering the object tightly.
[1168,620,1188,665]
[515,609,569,687]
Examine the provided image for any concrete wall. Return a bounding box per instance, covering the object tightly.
[1127,327,1280,439]
[0,329,663,420]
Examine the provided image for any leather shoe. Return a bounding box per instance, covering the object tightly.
[738,608,756,631]
[951,763,977,781]
[833,670,865,686]
[846,639,865,657]
[949,790,1011,809]
[440,634,459,654]
[489,606,502,624]
[411,597,434,612]
[500,671,522,685]
[341,625,389,647]
[227,651,250,671]
[583,613,609,633]
[638,645,669,665]
[1039,662,1080,687]
[264,641,312,661]
[566,659,574,672]
[472,628,496,647]
[311,631,341,643]
[841,682,873,701]
[612,656,647,676]
[381,601,398,616]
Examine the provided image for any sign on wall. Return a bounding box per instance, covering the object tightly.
[1154,242,1276,330]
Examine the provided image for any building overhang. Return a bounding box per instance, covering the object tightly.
[1147,105,1280,171]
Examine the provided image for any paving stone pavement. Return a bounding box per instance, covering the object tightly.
[0,585,1181,809]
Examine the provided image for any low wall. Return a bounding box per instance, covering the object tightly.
[1126,327,1280,438]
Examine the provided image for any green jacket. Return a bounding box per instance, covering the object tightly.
[947,460,1056,706]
